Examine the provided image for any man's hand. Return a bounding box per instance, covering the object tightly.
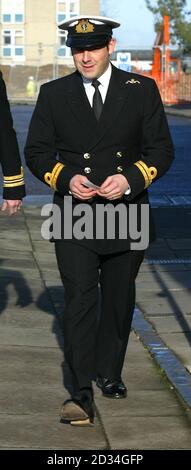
[97,175,129,200]
[1,199,22,215]
[69,175,97,200]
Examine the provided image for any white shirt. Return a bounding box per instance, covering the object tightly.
[82,62,112,106]
[82,63,131,196]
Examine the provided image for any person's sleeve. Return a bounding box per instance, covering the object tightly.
[24,85,77,196]
[0,71,25,200]
[122,79,174,201]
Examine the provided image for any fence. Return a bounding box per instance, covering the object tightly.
[1,62,74,101]
[138,70,191,105]
[129,47,191,105]
[0,44,191,104]
[0,43,75,101]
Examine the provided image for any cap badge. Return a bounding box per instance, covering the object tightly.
[75,19,95,33]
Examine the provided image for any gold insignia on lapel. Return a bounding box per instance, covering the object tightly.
[125,79,141,84]
[75,20,94,33]
[134,160,157,188]
[44,163,65,191]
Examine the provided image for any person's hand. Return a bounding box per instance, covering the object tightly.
[69,175,97,200]
[97,175,129,200]
[1,199,22,215]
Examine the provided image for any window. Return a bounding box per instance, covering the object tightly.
[15,30,24,45]
[58,48,66,57]
[70,1,78,14]
[1,29,24,60]
[15,14,23,23]
[3,48,11,57]
[3,30,11,45]
[56,1,79,57]
[2,14,11,22]
[57,1,66,13]
[58,14,66,23]
[1,0,24,24]
[60,33,66,46]
[15,47,23,56]
[57,31,67,57]
[56,0,79,24]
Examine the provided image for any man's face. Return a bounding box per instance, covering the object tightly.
[72,38,116,79]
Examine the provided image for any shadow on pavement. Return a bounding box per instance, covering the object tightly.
[36,287,79,397]
[0,259,33,314]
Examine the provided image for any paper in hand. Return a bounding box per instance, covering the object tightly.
[83,180,100,190]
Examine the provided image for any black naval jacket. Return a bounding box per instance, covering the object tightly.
[0,71,25,200]
[25,65,174,252]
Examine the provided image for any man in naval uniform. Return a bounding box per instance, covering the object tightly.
[0,72,25,214]
[25,15,174,426]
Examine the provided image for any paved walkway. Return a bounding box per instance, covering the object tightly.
[0,205,191,450]
[165,103,191,119]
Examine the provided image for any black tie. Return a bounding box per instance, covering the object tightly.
[92,79,103,120]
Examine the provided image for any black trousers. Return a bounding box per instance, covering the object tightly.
[55,241,144,391]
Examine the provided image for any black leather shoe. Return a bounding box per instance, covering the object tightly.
[60,391,94,426]
[96,376,127,399]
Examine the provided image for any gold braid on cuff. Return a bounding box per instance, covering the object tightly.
[3,166,25,188]
[134,160,157,188]
[44,162,65,190]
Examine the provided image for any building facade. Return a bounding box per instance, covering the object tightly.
[0,0,100,65]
